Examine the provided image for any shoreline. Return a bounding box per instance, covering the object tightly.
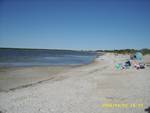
[0,53,150,113]
[0,58,97,92]
[0,66,73,92]
[0,53,149,92]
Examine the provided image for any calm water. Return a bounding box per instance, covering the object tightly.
[0,48,96,67]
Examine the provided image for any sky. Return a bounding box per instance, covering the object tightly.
[0,0,150,50]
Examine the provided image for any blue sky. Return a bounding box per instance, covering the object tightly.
[0,0,150,50]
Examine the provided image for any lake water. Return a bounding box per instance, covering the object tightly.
[0,48,96,67]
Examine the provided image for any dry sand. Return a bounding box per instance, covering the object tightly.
[0,53,150,113]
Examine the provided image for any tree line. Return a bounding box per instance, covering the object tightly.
[96,48,150,55]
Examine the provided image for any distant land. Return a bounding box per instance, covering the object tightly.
[0,47,95,55]
[0,47,150,55]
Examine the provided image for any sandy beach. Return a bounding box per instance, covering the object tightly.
[0,53,150,113]
[0,66,73,92]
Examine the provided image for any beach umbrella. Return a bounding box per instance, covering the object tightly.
[134,52,143,61]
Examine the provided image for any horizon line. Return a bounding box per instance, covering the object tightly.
[0,47,149,51]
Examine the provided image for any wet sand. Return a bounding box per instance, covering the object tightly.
[0,66,72,92]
